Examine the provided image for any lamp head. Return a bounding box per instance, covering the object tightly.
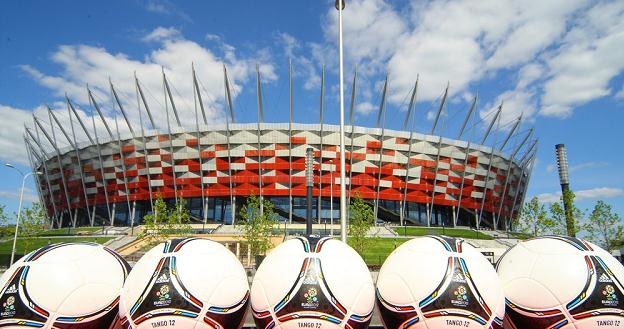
[335,0,345,10]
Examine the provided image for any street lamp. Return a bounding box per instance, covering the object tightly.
[5,163,43,266]
[335,0,347,243]
[330,160,334,236]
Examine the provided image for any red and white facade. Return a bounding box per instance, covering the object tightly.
[31,123,531,230]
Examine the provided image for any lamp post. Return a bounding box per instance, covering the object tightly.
[5,163,42,266]
[305,148,314,236]
[335,0,347,243]
[330,159,334,236]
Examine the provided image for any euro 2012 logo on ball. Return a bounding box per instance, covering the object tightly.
[304,288,319,306]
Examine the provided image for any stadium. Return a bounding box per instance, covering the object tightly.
[23,70,536,232]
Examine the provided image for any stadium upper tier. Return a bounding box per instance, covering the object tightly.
[28,122,532,231]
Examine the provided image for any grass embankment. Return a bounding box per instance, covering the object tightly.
[348,237,410,267]
[0,236,116,265]
[37,227,105,236]
[393,226,494,240]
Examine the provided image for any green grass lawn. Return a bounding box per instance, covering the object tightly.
[0,236,115,259]
[393,226,494,240]
[348,237,410,266]
[37,227,105,237]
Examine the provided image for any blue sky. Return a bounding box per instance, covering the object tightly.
[0,0,623,222]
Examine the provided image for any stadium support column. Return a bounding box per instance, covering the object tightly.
[306,148,314,235]
[556,144,575,237]
[192,65,208,227]
[110,79,135,136]
[162,70,180,203]
[374,76,388,225]
[336,0,347,243]
[288,60,293,225]
[347,70,357,210]
[427,84,449,227]
[400,78,418,227]
[223,65,236,226]
[24,135,47,220]
[24,133,58,226]
[453,95,477,227]
[88,88,114,140]
[67,96,101,226]
[509,145,537,229]
[517,153,537,224]
[318,65,325,224]
[113,115,133,228]
[88,94,113,226]
[477,106,502,230]
[50,106,92,225]
[495,128,532,230]
[34,116,74,228]
[110,81,138,226]
[135,75,155,214]
[256,64,265,215]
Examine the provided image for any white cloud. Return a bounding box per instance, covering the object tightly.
[21,27,277,140]
[276,32,321,91]
[355,102,376,116]
[536,187,624,203]
[517,64,545,90]
[617,86,624,99]
[546,164,556,173]
[0,188,39,203]
[569,161,608,172]
[144,0,192,23]
[320,0,622,121]
[142,27,182,42]
[480,90,536,129]
[0,105,40,165]
[541,1,624,116]
[540,104,573,118]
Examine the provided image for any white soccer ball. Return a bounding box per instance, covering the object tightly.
[496,236,624,329]
[117,238,249,329]
[376,236,505,329]
[250,236,375,329]
[0,242,130,328]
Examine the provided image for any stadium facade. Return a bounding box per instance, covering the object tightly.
[23,70,536,231]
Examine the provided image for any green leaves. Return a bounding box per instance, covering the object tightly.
[584,201,623,250]
[240,195,277,256]
[517,197,555,236]
[516,191,624,251]
[140,195,192,243]
[348,194,373,256]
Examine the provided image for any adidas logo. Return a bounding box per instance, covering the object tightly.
[599,273,613,283]
[4,285,17,294]
[155,274,170,284]
[452,272,466,283]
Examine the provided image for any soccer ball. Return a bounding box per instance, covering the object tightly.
[496,236,624,329]
[0,242,130,328]
[116,238,249,329]
[250,236,375,329]
[376,236,505,328]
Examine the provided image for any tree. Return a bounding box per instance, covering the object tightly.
[167,198,192,235]
[0,204,11,238]
[17,203,47,254]
[240,195,277,256]
[550,191,583,237]
[517,197,555,236]
[141,195,169,243]
[584,201,623,250]
[348,194,374,256]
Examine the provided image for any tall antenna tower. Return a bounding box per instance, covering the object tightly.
[556,144,575,237]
